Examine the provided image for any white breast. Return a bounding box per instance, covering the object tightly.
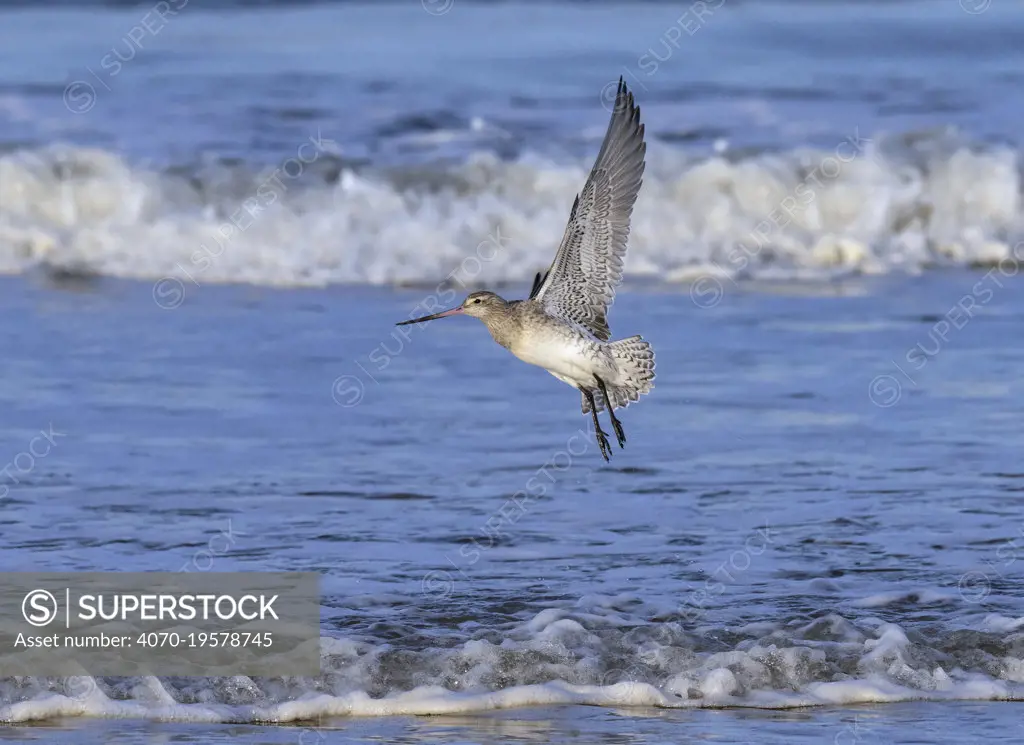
[510,333,607,389]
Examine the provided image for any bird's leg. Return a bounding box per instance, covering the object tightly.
[595,375,626,449]
[581,387,612,462]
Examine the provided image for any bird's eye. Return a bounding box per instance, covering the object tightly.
[473,298,481,304]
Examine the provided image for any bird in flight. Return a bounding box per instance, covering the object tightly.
[397,78,654,461]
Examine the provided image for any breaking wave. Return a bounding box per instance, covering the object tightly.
[1,598,1022,723]
[1,128,1020,290]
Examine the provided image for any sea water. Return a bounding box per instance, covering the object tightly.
[1,2,1022,742]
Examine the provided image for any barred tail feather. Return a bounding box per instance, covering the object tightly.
[581,335,656,414]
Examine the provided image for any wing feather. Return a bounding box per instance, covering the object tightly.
[533,77,646,341]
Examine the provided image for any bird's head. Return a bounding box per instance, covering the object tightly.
[459,291,507,320]
[396,290,508,326]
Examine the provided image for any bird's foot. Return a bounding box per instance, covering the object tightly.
[595,426,612,462]
[611,418,626,449]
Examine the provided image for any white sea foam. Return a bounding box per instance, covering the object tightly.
[851,588,954,607]
[0,131,1021,290]
[1,603,1021,723]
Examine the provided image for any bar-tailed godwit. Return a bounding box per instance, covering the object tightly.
[397,78,655,461]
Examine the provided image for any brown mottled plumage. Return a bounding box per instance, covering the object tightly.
[397,79,655,461]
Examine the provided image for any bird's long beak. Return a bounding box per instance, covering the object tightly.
[396,306,464,325]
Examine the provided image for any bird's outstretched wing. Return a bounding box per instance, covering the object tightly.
[531,77,646,341]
